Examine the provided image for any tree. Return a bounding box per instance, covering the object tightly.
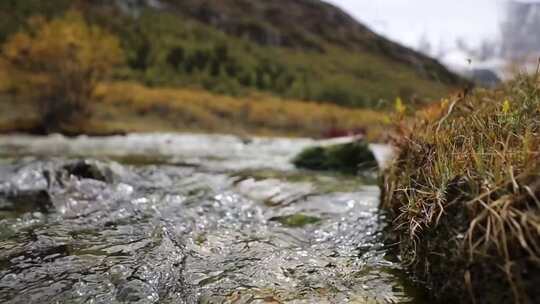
[2,11,124,132]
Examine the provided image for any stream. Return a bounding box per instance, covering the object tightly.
[0,133,424,304]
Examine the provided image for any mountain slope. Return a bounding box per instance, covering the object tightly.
[161,0,461,83]
[0,0,465,108]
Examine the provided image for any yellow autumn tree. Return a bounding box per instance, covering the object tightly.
[2,12,124,132]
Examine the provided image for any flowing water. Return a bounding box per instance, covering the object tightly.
[0,134,423,304]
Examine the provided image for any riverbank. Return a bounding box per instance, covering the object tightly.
[0,81,390,140]
[382,75,540,303]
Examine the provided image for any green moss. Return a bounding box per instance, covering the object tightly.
[293,141,377,174]
[270,214,321,228]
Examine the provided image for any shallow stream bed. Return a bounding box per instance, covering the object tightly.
[0,134,424,303]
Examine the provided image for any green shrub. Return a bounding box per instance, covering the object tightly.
[2,11,124,132]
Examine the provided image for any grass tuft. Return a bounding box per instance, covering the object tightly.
[383,74,540,303]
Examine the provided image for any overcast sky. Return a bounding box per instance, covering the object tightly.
[325,0,507,51]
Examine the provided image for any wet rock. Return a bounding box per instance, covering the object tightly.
[0,190,54,214]
[0,159,132,216]
[292,141,378,174]
[62,161,110,182]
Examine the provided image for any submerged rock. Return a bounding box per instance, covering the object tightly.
[61,160,111,183]
[0,159,130,216]
[292,141,377,174]
[269,213,321,228]
[2,190,54,214]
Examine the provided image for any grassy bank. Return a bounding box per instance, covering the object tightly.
[383,75,540,303]
[0,81,390,139]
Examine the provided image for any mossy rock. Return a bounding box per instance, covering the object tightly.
[292,141,377,174]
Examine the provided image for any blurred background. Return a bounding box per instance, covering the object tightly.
[0,0,538,139]
[330,0,540,80]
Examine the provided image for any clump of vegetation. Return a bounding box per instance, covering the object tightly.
[1,11,124,132]
[383,75,540,303]
[293,141,377,174]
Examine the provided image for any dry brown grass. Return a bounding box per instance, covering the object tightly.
[0,80,391,138]
[383,75,540,303]
[92,82,390,139]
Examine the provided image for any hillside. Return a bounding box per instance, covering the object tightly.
[162,0,460,82]
[0,0,465,109]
